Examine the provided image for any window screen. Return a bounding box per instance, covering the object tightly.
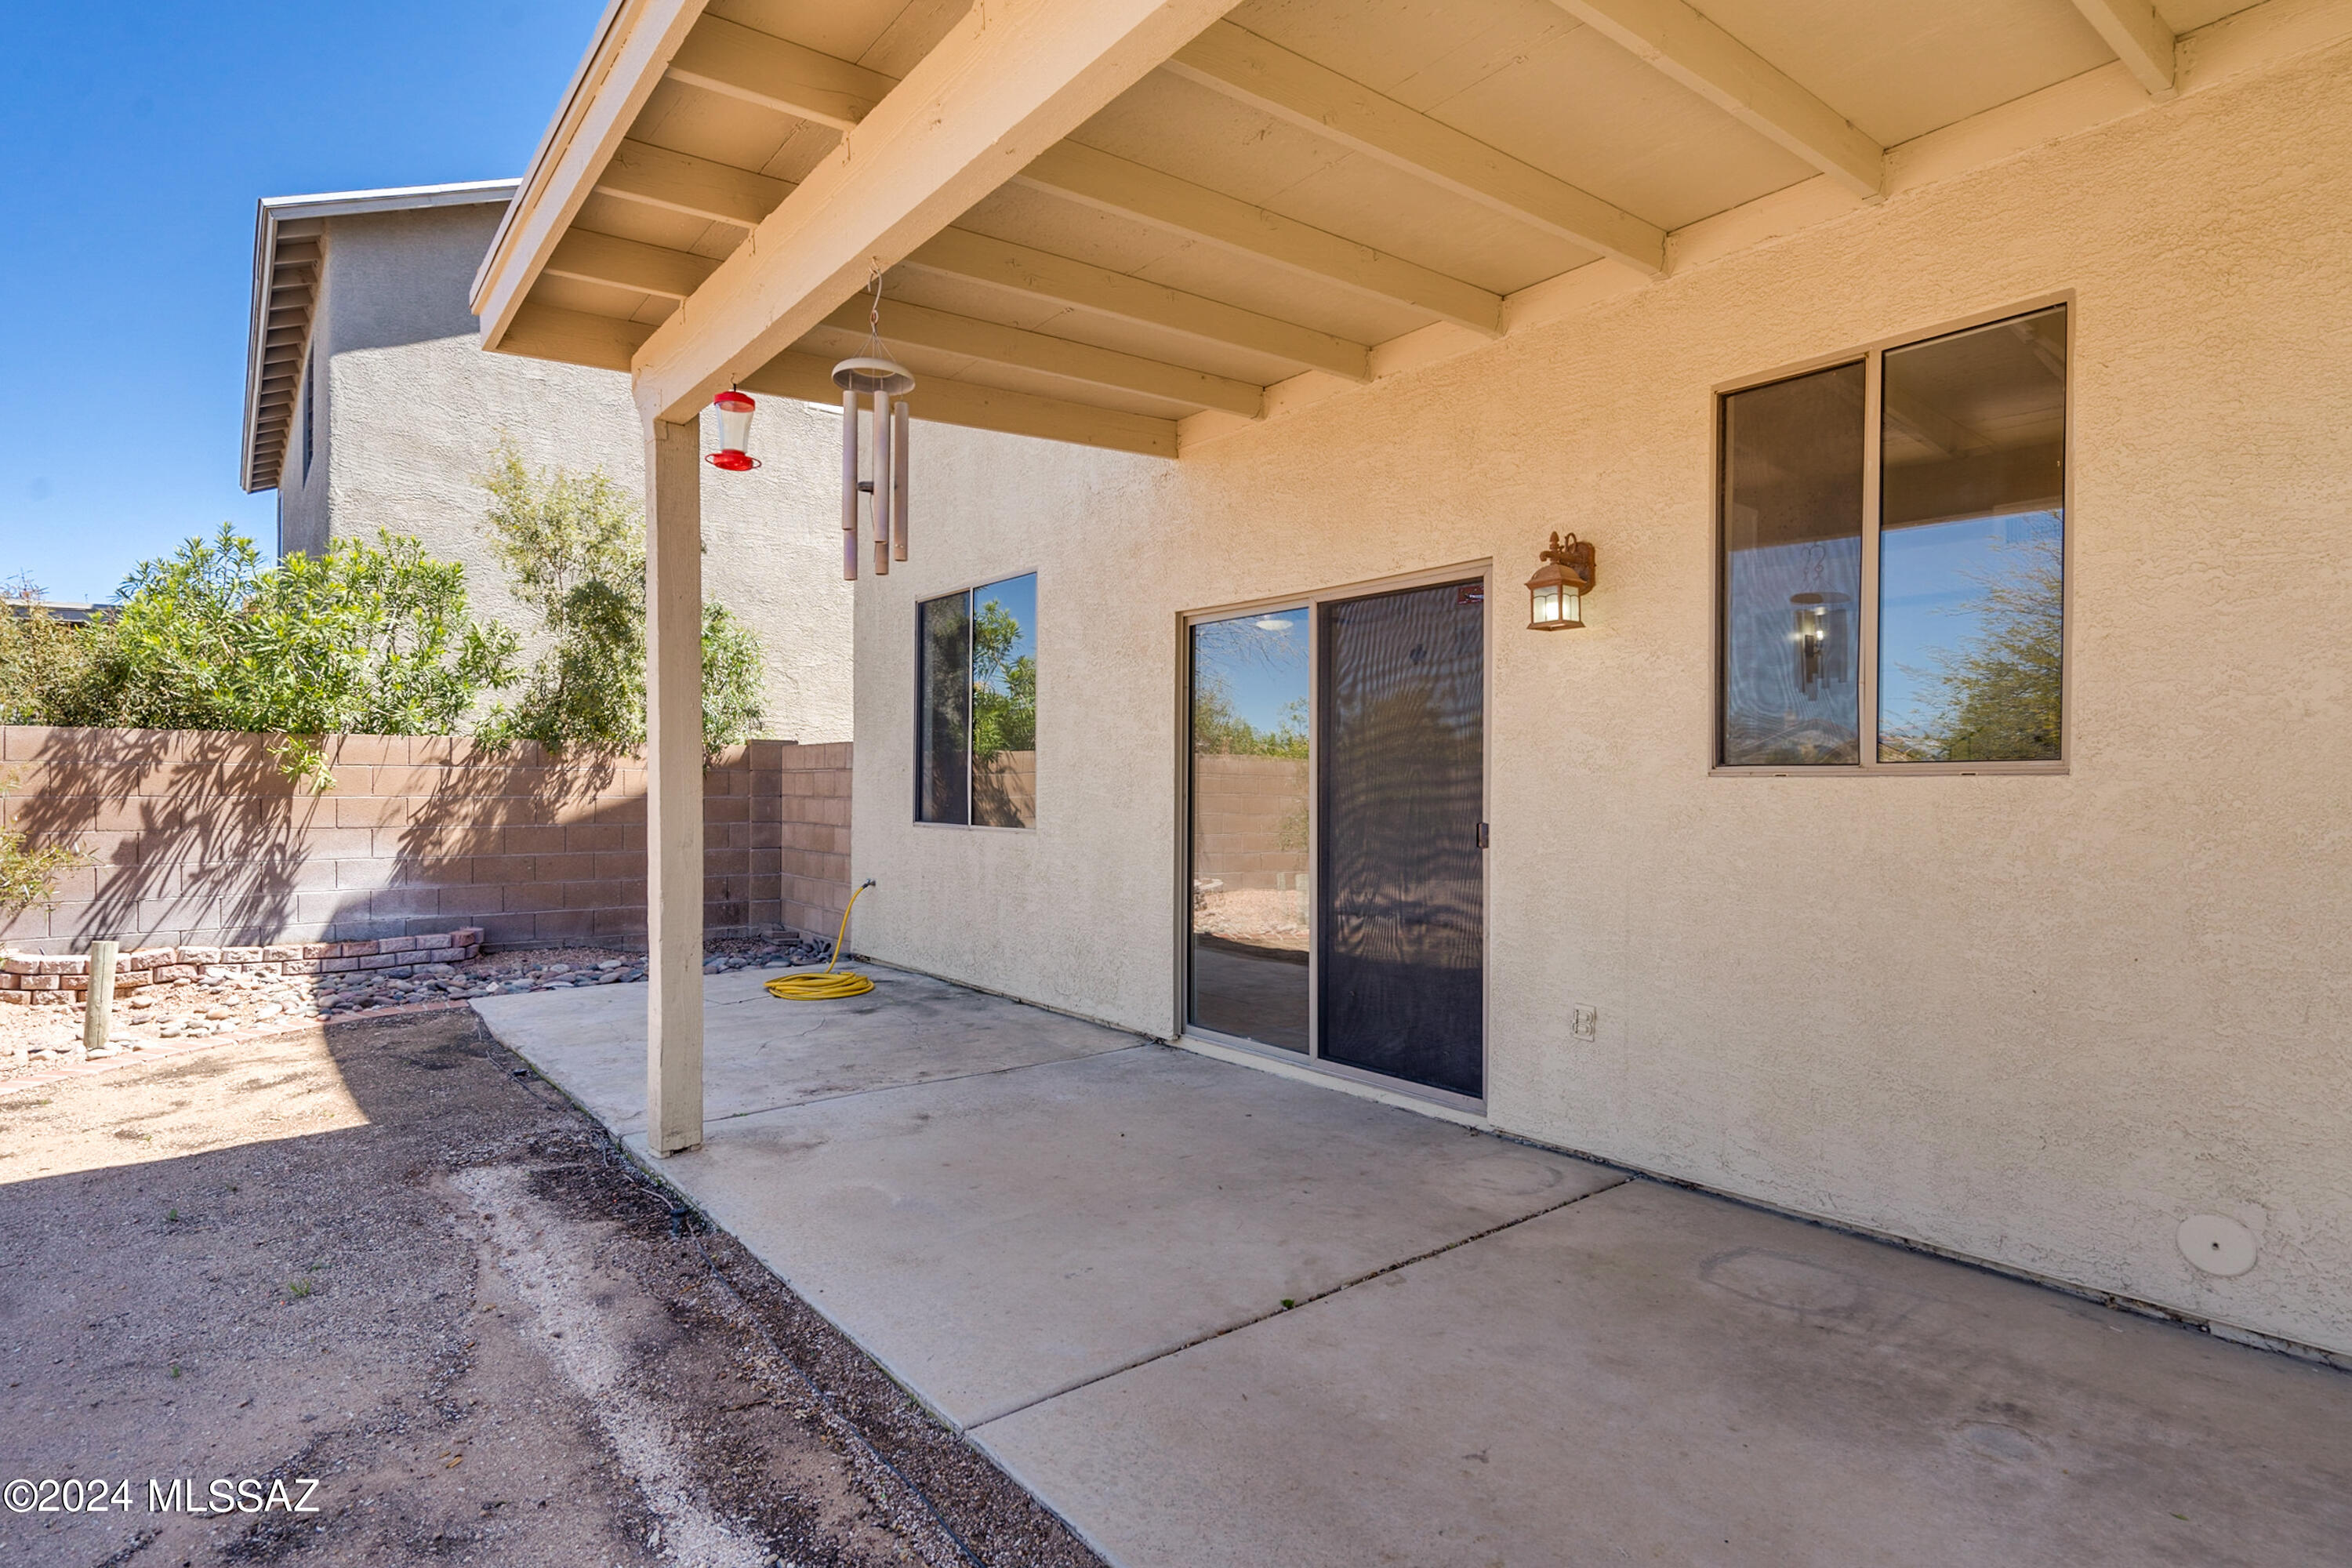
[916,592,970,824]
[916,573,1036,826]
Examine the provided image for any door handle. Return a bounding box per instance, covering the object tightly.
[1477,822,1490,850]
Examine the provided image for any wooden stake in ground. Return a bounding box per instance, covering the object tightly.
[80,940,117,1062]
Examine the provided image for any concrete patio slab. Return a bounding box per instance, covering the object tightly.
[475,971,2352,1566]
[619,1045,1621,1427]
[473,963,1131,1133]
[978,1177,2352,1568]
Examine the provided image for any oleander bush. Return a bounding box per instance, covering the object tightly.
[2,527,518,787]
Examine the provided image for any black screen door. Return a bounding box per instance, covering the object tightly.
[1317,579,1485,1097]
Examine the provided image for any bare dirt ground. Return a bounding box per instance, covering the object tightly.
[0,1010,1105,1568]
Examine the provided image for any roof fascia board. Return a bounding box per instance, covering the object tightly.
[471,0,710,350]
[260,180,520,224]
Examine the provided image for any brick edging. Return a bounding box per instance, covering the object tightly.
[0,927,486,1003]
[0,1000,477,1094]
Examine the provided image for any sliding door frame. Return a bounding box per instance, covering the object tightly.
[1175,558,1494,1115]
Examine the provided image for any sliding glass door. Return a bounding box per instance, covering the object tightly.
[1185,574,1488,1104]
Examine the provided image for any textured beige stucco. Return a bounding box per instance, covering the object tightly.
[850,39,2352,1359]
[289,205,853,742]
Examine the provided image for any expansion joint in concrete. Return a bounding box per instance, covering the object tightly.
[968,1175,1632,1432]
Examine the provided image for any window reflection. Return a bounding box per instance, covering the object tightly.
[916,592,971,824]
[1189,608,1310,1053]
[971,574,1038,826]
[1720,362,1866,765]
[1878,307,2066,761]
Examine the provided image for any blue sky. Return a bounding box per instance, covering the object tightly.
[0,2,599,603]
[1194,608,1308,732]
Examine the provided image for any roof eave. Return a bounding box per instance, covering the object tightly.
[470,0,707,355]
[238,180,521,495]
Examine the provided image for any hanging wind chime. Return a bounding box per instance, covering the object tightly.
[833,268,915,580]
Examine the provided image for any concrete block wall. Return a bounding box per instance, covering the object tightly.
[1191,754,1308,890]
[0,727,854,954]
[779,742,852,941]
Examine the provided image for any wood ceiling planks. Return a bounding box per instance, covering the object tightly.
[487,0,2276,445]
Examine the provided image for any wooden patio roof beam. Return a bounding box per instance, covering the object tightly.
[742,350,1176,457]
[1013,141,1504,336]
[560,194,1377,384]
[474,0,710,350]
[628,0,1240,424]
[547,227,723,299]
[821,296,1265,416]
[2068,0,2177,98]
[593,138,786,230]
[1165,20,1665,276]
[664,14,897,131]
[1547,0,1883,198]
[904,227,1373,383]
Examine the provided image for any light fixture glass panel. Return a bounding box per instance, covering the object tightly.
[1188,606,1311,1053]
[1720,362,1866,764]
[1878,306,2067,762]
[971,573,1038,828]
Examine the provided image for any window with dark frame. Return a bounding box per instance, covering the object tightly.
[1719,304,2068,769]
[916,573,1037,826]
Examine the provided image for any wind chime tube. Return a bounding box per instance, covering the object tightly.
[872,390,892,577]
[840,387,859,581]
[891,398,909,561]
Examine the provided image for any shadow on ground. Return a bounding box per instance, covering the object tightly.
[0,1009,1100,1568]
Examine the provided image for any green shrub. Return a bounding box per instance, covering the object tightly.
[5,528,517,787]
[473,441,766,757]
[0,773,85,922]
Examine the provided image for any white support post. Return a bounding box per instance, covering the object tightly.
[645,415,705,1156]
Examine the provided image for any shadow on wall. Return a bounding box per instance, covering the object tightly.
[0,727,851,954]
[973,751,1036,829]
[5,728,313,952]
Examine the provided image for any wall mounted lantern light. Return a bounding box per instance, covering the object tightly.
[1526,532,1596,630]
[833,268,915,581]
[706,390,759,471]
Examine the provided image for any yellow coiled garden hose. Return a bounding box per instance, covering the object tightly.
[764,880,877,1000]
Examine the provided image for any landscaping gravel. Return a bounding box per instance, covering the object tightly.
[1,934,840,1072]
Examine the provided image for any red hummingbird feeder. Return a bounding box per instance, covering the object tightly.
[707,390,758,470]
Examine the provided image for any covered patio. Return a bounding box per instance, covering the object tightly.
[465,2,2352,1542]
[468,0,2352,1159]
[472,967,2352,1566]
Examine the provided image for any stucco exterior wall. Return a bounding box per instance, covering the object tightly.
[849,42,2352,1359]
[293,204,854,742]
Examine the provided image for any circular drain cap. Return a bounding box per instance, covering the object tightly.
[2176,1214,2257,1277]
